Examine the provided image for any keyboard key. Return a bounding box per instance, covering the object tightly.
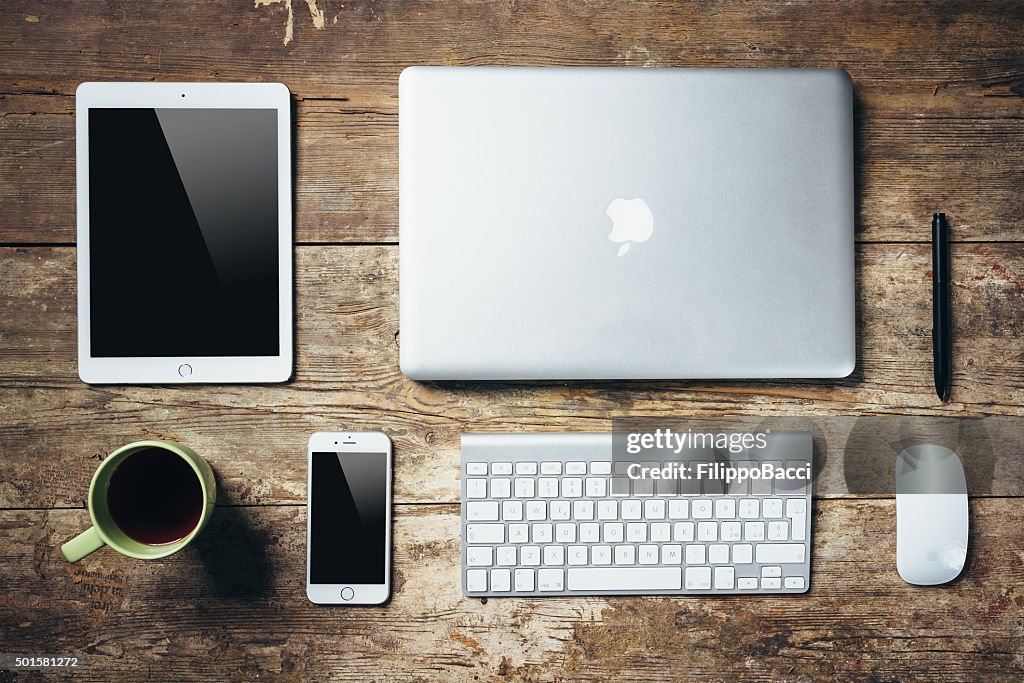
[466,479,488,499]
[633,477,655,497]
[762,498,783,518]
[515,462,538,475]
[787,499,807,541]
[555,523,577,543]
[692,499,713,519]
[537,568,564,591]
[590,461,612,475]
[784,460,811,494]
[697,521,718,542]
[761,577,782,589]
[502,500,524,521]
[610,477,631,496]
[496,546,517,566]
[738,498,759,518]
[732,544,753,564]
[673,521,695,542]
[566,461,587,475]
[521,546,541,566]
[579,523,600,543]
[714,566,735,590]
[668,499,689,519]
[466,462,488,475]
[568,545,588,566]
[491,478,511,498]
[491,462,513,475]
[714,498,736,519]
[761,566,782,578]
[737,577,758,590]
[538,478,560,498]
[784,576,806,590]
[650,522,671,542]
[467,501,499,521]
[755,543,806,564]
[543,545,564,566]
[767,521,789,541]
[569,567,681,591]
[685,544,706,564]
[614,545,636,564]
[572,500,594,520]
[592,545,612,565]
[532,523,552,543]
[621,500,642,520]
[662,544,682,564]
[597,500,618,520]
[685,567,712,590]
[708,544,729,564]
[466,524,504,544]
[514,478,535,498]
[744,521,765,541]
[720,521,742,541]
[550,501,570,520]
[526,500,547,520]
[791,514,807,542]
[467,546,493,566]
[603,522,624,543]
[656,478,678,496]
[508,524,529,543]
[626,522,647,542]
[678,473,701,496]
[562,478,583,498]
[515,568,535,591]
[644,499,666,519]
[466,569,488,592]
[585,477,607,497]
[730,463,753,496]
[752,464,778,495]
[540,462,562,475]
[638,545,659,565]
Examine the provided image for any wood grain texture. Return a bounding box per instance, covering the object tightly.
[1,501,1022,682]
[1,0,1023,243]
[2,245,1023,509]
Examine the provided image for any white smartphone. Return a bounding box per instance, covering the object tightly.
[306,432,392,605]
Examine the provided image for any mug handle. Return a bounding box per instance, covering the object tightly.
[61,526,105,563]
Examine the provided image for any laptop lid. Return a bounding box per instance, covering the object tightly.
[399,67,855,380]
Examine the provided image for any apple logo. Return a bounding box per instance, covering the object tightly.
[606,197,654,256]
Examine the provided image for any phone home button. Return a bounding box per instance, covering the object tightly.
[340,587,354,601]
[177,364,192,378]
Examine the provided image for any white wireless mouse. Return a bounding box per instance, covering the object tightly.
[895,444,969,585]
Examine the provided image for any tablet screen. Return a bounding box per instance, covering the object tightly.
[88,108,279,357]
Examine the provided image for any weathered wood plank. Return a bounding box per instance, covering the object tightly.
[1,245,1022,508]
[1,502,1021,681]
[2,1,1023,99]
[1,0,1023,243]
[2,94,1023,245]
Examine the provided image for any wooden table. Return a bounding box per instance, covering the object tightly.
[2,2,1023,680]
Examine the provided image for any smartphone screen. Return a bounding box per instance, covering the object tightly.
[309,451,388,585]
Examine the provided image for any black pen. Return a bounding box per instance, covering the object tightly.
[932,213,951,402]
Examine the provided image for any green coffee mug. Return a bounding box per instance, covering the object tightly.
[61,440,216,563]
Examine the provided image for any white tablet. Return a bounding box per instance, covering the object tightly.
[76,82,293,384]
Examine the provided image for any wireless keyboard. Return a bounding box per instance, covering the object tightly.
[460,432,812,596]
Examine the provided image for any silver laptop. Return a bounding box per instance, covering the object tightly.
[399,67,855,380]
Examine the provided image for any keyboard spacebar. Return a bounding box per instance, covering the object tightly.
[567,567,682,592]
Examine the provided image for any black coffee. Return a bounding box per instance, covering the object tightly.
[107,447,204,545]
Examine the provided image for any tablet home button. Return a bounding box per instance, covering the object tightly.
[178,364,193,378]
[340,587,354,601]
